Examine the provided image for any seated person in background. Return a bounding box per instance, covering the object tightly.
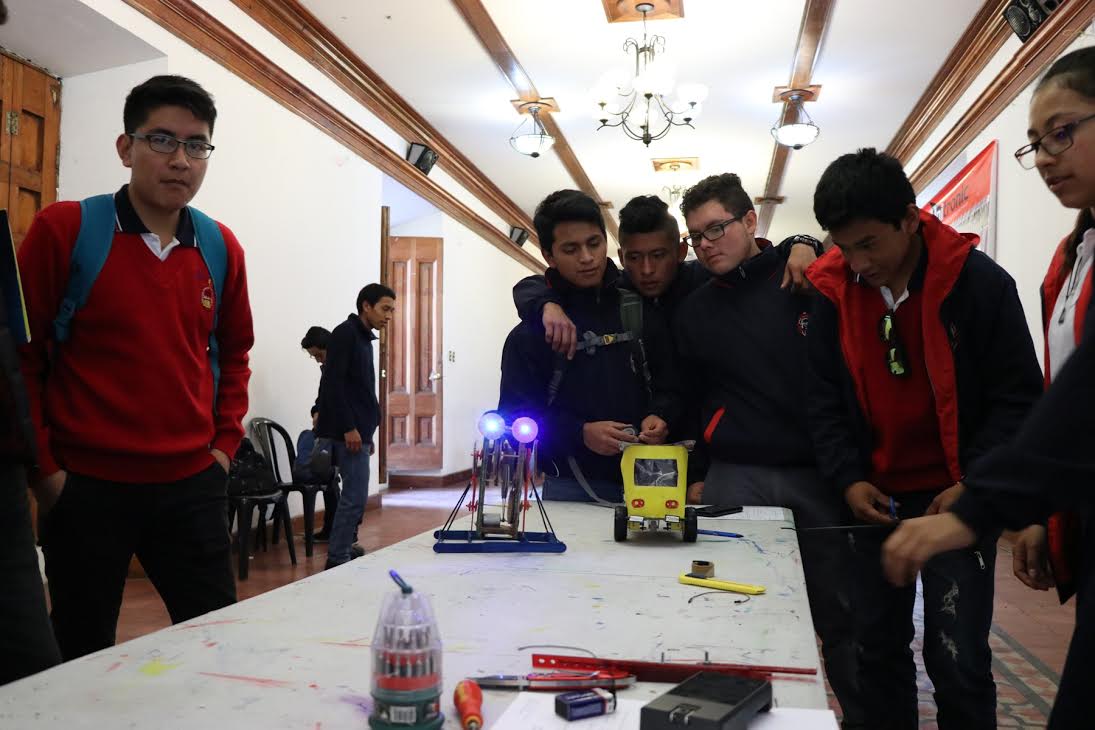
[300,325,330,365]
[672,173,859,728]
[806,148,1042,729]
[301,324,329,419]
[498,189,681,503]
[293,406,339,543]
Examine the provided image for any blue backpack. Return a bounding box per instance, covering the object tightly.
[51,194,228,404]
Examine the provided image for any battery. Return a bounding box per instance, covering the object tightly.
[555,688,616,721]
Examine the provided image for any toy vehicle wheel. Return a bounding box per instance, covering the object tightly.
[614,506,628,542]
[683,507,698,543]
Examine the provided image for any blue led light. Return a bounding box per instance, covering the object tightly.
[478,411,506,440]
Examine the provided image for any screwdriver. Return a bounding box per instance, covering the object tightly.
[454,679,484,730]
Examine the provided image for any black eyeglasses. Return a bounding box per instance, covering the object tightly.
[129,132,215,160]
[685,216,742,249]
[879,311,908,377]
[1014,113,1095,169]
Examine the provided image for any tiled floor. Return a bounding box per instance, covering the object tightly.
[111,488,1074,728]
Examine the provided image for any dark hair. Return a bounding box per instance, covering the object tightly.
[813,148,915,231]
[680,173,754,220]
[310,405,320,417]
[533,189,606,255]
[618,195,680,246]
[1036,48,1095,273]
[357,283,397,314]
[124,75,217,135]
[0,2,8,24]
[300,326,330,351]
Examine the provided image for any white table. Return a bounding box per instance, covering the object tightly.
[0,503,828,728]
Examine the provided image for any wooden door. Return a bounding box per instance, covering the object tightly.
[1,54,60,248]
[386,236,443,470]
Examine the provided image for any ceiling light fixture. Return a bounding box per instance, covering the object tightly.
[509,102,555,158]
[771,89,820,150]
[591,2,707,147]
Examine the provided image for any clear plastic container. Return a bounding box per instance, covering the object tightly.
[369,571,444,729]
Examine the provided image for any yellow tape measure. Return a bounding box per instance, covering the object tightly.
[678,573,766,595]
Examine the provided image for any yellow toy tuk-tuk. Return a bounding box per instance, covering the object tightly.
[614,443,697,542]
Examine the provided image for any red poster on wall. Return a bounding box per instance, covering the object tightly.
[923,140,999,258]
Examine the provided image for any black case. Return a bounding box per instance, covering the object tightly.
[640,672,772,730]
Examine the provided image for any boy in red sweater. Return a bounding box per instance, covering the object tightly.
[18,75,254,660]
[806,149,1041,729]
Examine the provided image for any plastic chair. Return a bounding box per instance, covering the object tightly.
[249,417,339,558]
[226,486,295,580]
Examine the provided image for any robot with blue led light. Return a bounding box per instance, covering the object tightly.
[433,412,566,553]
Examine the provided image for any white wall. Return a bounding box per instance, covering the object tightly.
[440,216,529,474]
[908,31,1095,363]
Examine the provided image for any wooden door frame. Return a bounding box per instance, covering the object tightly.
[378,205,390,483]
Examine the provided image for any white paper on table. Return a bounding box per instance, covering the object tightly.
[489,694,837,729]
[702,506,790,522]
[490,694,643,729]
[751,708,840,728]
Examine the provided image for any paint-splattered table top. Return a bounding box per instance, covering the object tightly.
[0,503,825,728]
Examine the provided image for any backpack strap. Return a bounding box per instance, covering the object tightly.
[53,195,117,343]
[618,289,652,399]
[545,289,651,403]
[188,206,227,409]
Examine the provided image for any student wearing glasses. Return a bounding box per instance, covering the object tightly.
[881,47,1095,728]
[806,148,1042,729]
[17,76,254,659]
[670,173,862,729]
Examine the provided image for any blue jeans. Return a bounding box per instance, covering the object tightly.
[542,475,621,503]
[852,491,998,730]
[327,442,370,566]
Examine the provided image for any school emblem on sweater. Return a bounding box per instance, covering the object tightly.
[797,311,810,336]
[201,280,214,310]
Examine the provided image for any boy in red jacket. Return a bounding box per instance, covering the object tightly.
[18,75,254,660]
[806,149,1041,729]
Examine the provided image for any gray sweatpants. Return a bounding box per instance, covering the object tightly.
[704,461,864,728]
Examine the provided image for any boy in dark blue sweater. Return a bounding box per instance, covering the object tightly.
[317,284,395,568]
[498,190,680,502]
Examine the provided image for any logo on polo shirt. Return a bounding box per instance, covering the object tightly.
[797,311,810,336]
[201,278,214,310]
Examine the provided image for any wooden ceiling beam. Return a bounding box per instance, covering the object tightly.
[908,0,1095,193]
[450,0,622,244]
[755,0,836,238]
[229,0,539,248]
[886,0,1012,165]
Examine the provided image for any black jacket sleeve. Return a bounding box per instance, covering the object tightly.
[498,324,586,460]
[806,294,868,492]
[321,324,356,435]
[951,296,1095,535]
[957,263,1043,467]
[672,301,710,483]
[512,275,561,324]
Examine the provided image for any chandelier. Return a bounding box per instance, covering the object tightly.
[591,2,707,147]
